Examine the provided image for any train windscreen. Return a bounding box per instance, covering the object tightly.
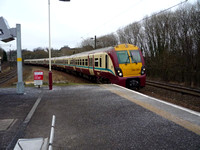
[116,51,130,64]
[129,50,141,63]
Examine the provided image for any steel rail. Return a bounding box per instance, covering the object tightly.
[0,69,17,85]
[146,80,200,97]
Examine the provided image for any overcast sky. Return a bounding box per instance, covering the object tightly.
[0,0,197,51]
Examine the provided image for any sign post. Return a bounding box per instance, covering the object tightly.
[0,17,24,94]
[0,56,1,73]
[16,24,24,94]
[34,71,44,88]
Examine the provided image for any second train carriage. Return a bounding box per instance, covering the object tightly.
[25,44,146,89]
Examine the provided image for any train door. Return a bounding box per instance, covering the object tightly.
[89,54,94,75]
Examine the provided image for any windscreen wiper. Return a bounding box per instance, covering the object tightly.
[130,55,137,64]
[125,55,130,64]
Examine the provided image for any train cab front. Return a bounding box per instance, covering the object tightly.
[114,44,146,89]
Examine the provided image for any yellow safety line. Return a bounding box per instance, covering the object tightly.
[101,85,200,135]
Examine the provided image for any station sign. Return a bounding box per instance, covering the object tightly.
[34,71,44,87]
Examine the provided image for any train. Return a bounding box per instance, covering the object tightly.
[24,44,146,89]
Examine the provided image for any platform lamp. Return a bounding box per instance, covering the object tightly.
[48,0,70,90]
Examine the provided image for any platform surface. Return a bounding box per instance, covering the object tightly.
[24,84,200,149]
[1,85,200,149]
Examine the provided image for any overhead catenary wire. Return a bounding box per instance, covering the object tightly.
[138,0,188,23]
[81,0,189,41]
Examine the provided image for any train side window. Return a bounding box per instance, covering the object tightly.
[82,59,84,66]
[105,55,108,69]
[85,59,88,66]
[100,58,102,67]
[95,58,98,67]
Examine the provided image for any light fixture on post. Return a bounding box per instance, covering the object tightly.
[0,17,24,94]
[48,0,70,90]
[90,35,97,49]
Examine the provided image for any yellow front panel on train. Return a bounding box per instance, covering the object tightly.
[115,44,138,51]
[119,63,142,77]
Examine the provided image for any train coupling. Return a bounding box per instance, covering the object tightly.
[128,79,139,89]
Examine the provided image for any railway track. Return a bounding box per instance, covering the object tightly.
[146,80,200,97]
[0,69,17,85]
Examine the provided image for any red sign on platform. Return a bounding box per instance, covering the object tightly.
[34,71,44,80]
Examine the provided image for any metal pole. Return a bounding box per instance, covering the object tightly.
[48,0,53,90]
[0,57,1,73]
[94,35,97,49]
[48,115,56,150]
[16,24,24,94]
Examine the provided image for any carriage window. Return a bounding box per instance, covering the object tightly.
[95,58,98,67]
[100,58,102,67]
[82,59,84,65]
[85,59,88,66]
[105,55,108,69]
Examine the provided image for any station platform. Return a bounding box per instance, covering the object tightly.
[0,84,200,149]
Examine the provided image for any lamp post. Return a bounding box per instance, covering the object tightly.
[91,35,97,49]
[48,0,70,90]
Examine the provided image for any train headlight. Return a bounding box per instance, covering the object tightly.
[141,66,146,75]
[115,67,123,77]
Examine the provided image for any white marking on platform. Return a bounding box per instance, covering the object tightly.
[113,84,200,117]
[24,92,43,124]
[0,119,17,131]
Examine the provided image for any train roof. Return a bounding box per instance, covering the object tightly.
[24,46,114,61]
[48,46,114,60]
[63,46,114,59]
[24,44,139,61]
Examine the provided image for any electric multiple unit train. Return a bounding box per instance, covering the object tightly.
[24,44,146,89]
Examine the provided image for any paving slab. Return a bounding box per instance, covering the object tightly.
[0,87,42,149]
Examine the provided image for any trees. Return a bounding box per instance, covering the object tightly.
[97,33,118,48]
[78,2,199,87]
[0,47,7,63]
[115,2,200,87]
